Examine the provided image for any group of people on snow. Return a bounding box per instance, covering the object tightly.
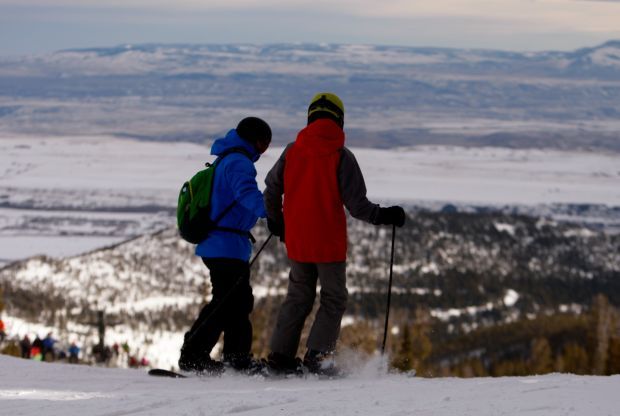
[91,341,149,368]
[15,332,67,361]
[2,325,148,368]
[179,93,406,376]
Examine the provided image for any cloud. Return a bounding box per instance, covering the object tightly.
[0,0,618,54]
[2,0,619,28]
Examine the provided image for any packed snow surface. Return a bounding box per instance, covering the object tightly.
[1,355,618,416]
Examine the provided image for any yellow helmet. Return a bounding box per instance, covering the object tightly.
[308,92,345,126]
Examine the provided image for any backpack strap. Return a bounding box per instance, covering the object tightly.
[210,147,257,244]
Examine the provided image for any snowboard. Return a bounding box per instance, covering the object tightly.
[148,366,346,380]
[148,368,188,378]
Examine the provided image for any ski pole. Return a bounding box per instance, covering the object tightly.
[185,233,273,346]
[381,224,397,356]
[249,233,273,267]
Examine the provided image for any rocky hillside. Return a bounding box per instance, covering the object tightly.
[1,209,618,343]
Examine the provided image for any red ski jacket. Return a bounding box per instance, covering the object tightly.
[283,119,347,262]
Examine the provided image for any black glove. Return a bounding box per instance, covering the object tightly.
[267,217,285,242]
[375,206,406,227]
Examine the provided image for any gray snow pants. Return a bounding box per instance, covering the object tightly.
[270,260,348,357]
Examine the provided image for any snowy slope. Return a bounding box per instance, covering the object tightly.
[1,355,618,416]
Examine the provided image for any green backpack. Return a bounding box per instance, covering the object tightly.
[177,148,251,244]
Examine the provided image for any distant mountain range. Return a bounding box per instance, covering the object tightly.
[0,42,618,150]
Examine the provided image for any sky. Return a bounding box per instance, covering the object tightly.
[0,0,619,55]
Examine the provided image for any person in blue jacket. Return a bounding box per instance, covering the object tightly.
[68,342,80,364]
[42,332,57,361]
[179,117,271,374]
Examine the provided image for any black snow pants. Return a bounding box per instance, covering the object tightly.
[183,258,254,359]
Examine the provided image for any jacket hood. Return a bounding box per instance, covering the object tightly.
[210,129,260,162]
[295,118,345,156]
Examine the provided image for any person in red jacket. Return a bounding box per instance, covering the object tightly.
[0,318,6,345]
[263,92,406,374]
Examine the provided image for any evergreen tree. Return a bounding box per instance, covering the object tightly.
[607,336,620,375]
[591,295,612,375]
[457,359,487,378]
[530,337,553,374]
[391,308,432,374]
[391,325,414,371]
[605,305,620,375]
[492,359,529,376]
[1,341,20,357]
[560,343,590,375]
[339,321,377,355]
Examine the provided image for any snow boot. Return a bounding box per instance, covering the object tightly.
[303,349,342,377]
[266,351,304,376]
[223,353,268,376]
[178,350,225,376]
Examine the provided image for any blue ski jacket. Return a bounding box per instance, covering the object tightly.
[195,129,267,261]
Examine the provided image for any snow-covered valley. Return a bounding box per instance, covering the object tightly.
[1,134,619,265]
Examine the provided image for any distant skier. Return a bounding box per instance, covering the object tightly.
[264,93,406,374]
[42,332,57,361]
[68,342,80,364]
[0,318,5,345]
[20,335,31,359]
[31,336,43,360]
[178,117,272,374]
[128,355,139,368]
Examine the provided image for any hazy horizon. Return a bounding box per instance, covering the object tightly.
[1,0,620,56]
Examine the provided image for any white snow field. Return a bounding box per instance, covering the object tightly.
[1,134,619,265]
[1,355,618,416]
[1,135,619,208]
